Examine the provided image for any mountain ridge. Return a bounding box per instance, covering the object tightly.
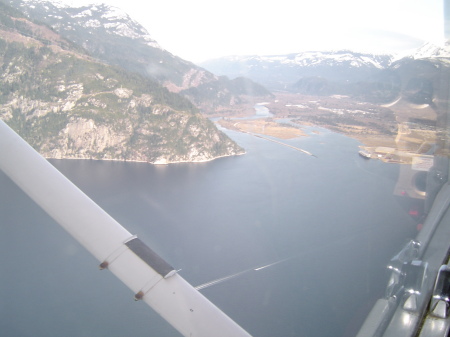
[0,0,244,164]
[7,0,273,113]
[200,45,450,102]
[200,50,394,92]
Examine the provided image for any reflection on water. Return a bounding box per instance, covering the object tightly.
[230,103,274,120]
[0,129,418,337]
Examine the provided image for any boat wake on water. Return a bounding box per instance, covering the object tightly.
[194,226,378,291]
[194,257,294,291]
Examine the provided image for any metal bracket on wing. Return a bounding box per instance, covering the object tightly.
[99,235,138,270]
[0,120,253,337]
[99,235,176,277]
[123,236,177,301]
[98,235,177,301]
[134,275,164,301]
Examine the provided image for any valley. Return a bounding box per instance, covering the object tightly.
[269,93,398,146]
[2,0,448,166]
[203,47,449,164]
[1,1,449,337]
[215,92,439,164]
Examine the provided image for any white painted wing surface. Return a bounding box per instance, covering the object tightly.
[0,120,252,337]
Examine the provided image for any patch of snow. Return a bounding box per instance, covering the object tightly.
[101,6,129,21]
[55,0,101,8]
[361,56,384,68]
[231,51,392,69]
[393,42,450,61]
[413,42,450,59]
[104,22,140,39]
[74,9,93,18]
[261,55,287,62]
[84,19,101,28]
[142,35,162,49]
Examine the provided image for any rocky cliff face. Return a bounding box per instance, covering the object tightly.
[0,2,244,164]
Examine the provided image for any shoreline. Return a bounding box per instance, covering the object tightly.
[215,115,420,164]
[45,151,246,166]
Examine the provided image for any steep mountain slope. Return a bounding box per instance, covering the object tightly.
[0,1,244,163]
[8,0,272,112]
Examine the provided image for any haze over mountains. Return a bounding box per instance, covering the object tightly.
[201,44,450,102]
[6,0,272,111]
[1,0,450,164]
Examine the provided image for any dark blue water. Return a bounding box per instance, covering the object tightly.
[0,128,418,337]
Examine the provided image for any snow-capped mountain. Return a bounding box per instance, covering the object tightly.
[10,0,162,49]
[410,42,450,60]
[8,0,188,85]
[238,51,392,69]
[201,44,450,95]
[200,46,450,103]
[391,42,450,62]
[201,51,394,91]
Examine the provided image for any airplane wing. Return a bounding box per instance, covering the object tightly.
[0,119,252,337]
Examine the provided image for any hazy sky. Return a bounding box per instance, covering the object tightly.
[65,0,445,62]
